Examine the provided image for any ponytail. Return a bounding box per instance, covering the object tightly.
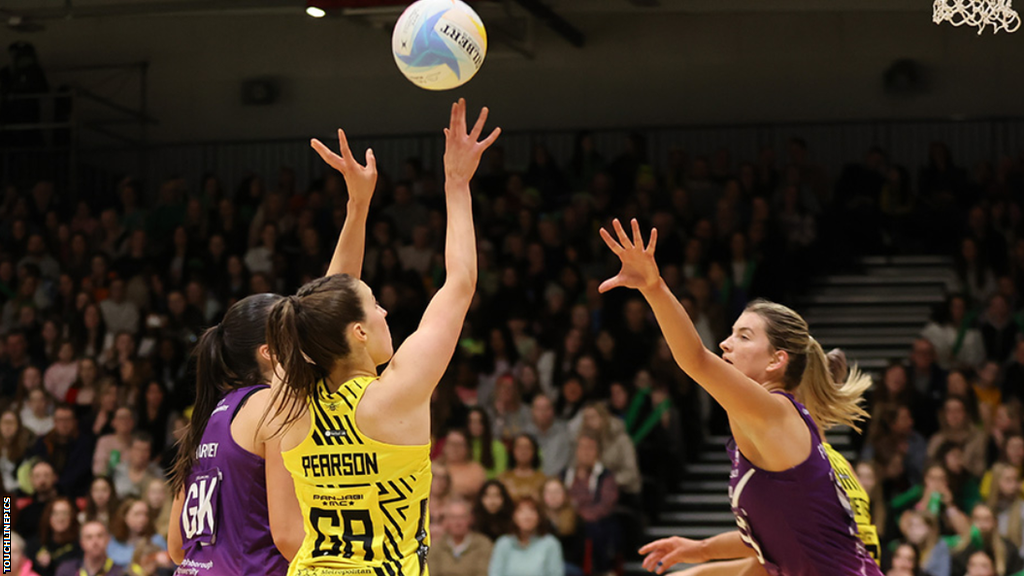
[261,275,364,436]
[170,325,228,494]
[799,339,871,433]
[745,300,871,434]
[169,293,282,494]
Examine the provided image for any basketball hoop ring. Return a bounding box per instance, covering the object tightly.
[934,0,1021,34]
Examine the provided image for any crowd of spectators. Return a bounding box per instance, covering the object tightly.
[1,131,1024,576]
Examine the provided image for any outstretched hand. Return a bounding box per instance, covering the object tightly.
[311,128,377,206]
[639,536,707,574]
[599,218,661,293]
[444,98,501,185]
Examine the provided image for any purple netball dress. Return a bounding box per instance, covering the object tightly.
[727,391,882,576]
[176,385,289,576]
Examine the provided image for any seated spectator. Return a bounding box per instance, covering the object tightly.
[985,406,1023,471]
[431,462,453,516]
[28,404,93,497]
[488,375,531,443]
[950,503,1024,576]
[1002,342,1024,406]
[20,389,54,438]
[106,498,166,568]
[854,460,890,541]
[554,375,587,423]
[141,478,170,541]
[1,410,34,493]
[983,433,1024,502]
[80,476,118,528]
[428,499,494,576]
[892,463,972,537]
[488,497,564,576]
[908,339,948,417]
[965,550,997,576]
[562,432,618,575]
[524,395,572,478]
[577,402,641,498]
[98,280,139,337]
[974,362,1004,427]
[65,358,101,421]
[499,434,547,502]
[86,381,121,439]
[111,433,161,499]
[980,294,1019,364]
[987,463,1024,557]
[870,362,934,438]
[27,497,80,576]
[884,540,922,576]
[0,331,33,398]
[10,532,42,576]
[55,520,138,576]
[467,408,507,480]
[15,461,60,543]
[93,407,134,477]
[921,294,985,371]
[442,429,487,500]
[42,342,77,403]
[956,237,997,306]
[899,510,952,576]
[540,478,584,576]
[12,366,44,413]
[473,480,515,542]
[935,442,982,516]
[929,396,988,478]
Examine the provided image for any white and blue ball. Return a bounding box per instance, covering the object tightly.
[392,0,487,91]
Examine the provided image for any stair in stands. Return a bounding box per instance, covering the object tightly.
[622,255,953,575]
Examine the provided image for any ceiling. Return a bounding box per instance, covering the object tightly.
[0,0,932,19]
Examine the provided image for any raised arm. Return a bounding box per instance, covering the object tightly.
[311,129,376,278]
[599,219,792,433]
[380,98,499,405]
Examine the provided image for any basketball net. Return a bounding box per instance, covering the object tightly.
[933,0,1021,34]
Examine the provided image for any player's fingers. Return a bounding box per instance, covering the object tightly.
[599,227,624,255]
[613,218,634,250]
[311,139,342,169]
[365,148,377,172]
[337,129,353,161]
[631,218,644,247]
[646,227,658,253]
[480,126,501,149]
[454,98,467,133]
[470,106,488,140]
[598,277,622,294]
[638,539,669,555]
[449,101,458,132]
[656,549,686,574]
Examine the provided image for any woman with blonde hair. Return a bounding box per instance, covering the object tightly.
[899,509,951,576]
[601,219,879,575]
[928,396,988,478]
[987,463,1024,557]
[577,402,641,497]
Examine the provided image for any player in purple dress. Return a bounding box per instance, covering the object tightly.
[165,128,379,574]
[599,219,882,576]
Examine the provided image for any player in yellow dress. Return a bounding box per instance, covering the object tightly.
[262,99,500,576]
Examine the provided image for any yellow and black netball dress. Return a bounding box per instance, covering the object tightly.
[824,442,881,565]
[282,376,432,576]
